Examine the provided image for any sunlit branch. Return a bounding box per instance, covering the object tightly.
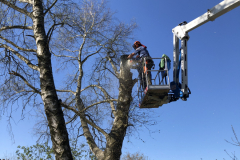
[80,99,118,113]
[80,115,109,139]
[87,6,95,34]
[81,85,110,97]
[0,44,40,71]
[15,90,39,94]
[57,43,79,52]
[75,35,87,95]
[51,51,78,60]
[60,102,78,114]
[0,26,33,32]
[56,89,76,96]
[78,35,87,62]
[0,35,37,52]
[9,71,41,95]
[106,55,119,78]
[19,0,33,5]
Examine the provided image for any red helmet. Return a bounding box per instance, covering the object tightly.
[132,41,142,49]
[132,41,146,49]
[134,41,142,46]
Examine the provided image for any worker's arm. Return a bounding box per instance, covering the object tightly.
[127,53,135,59]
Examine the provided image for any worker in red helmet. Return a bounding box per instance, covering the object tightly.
[128,41,149,59]
[128,41,153,91]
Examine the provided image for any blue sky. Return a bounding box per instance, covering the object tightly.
[1,0,240,159]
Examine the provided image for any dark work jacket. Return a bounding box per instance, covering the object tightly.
[134,46,150,58]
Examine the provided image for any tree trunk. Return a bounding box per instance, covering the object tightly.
[32,0,73,159]
[103,55,134,160]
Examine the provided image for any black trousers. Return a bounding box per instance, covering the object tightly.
[138,63,152,90]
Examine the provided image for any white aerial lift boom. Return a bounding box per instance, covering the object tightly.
[172,0,240,101]
[123,0,240,108]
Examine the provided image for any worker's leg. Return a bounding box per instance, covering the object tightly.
[146,62,152,86]
[144,62,152,87]
[142,65,149,89]
[147,71,152,86]
[138,67,145,90]
[161,71,167,85]
[142,71,147,89]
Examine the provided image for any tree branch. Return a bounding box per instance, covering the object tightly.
[80,99,118,113]
[19,0,33,5]
[225,125,240,147]
[0,0,32,17]
[81,85,117,116]
[47,23,64,44]
[9,71,41,95]
[133,78,138,85]
[0,44,40,71]
[82,47,103,64]
[103,66,118,78]
[78,35,86,62]
[0,26,33,32]
[0,35,37,53]
[44,0,58,16]
[56,89,76,96]
[51,51,78,60]
[106,52,119,78]
[75,35,87,96]
[88,38,120,78]
[60,102,109,138]
[65,114,78,125]
[80,115,109,138]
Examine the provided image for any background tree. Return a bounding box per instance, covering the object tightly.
[15,139,96,160]
[121,151,150,160]
[0,0,157,159]
[2,151,18,160]
[224,126,240,160]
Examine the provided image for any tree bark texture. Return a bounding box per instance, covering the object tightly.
[79,55,134,160]
[103,55,134,160]
[32,0,73,159]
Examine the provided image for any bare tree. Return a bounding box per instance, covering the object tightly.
[0,0,73,159]
[0,0,156,160]
[225,126,240,147]
[121,152,150,160]
[224,125,240,160]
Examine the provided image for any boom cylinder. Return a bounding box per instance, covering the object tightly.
[173,35,180,84]
[180,37,189,100]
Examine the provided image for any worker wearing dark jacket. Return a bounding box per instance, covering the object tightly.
[128,41,153,91]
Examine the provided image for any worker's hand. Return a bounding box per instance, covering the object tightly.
[136,55,140,58]
[127,53,134,59]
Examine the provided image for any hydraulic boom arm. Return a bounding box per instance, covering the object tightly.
[173,0,240,40]
[172,0,240,101]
